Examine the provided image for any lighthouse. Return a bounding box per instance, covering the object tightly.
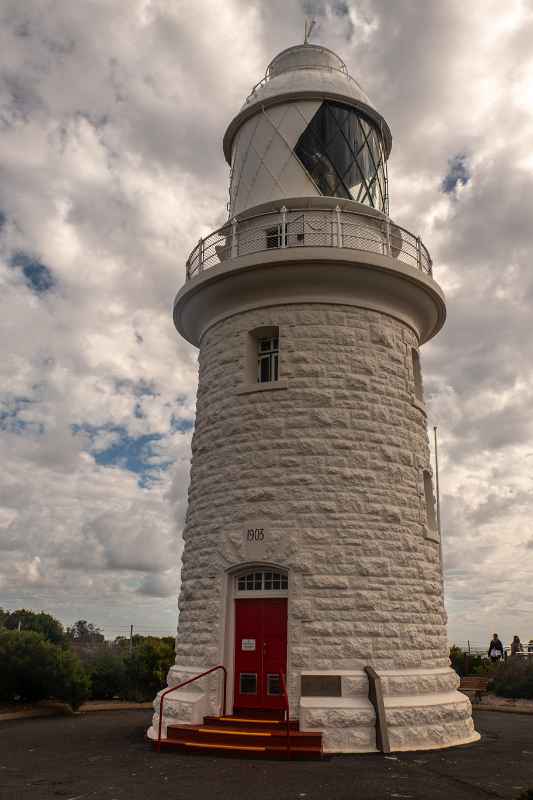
[149,42,478,754]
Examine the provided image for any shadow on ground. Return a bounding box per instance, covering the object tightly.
[1,709,532,799]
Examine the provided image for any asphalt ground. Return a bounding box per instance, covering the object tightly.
[1,709,532,800]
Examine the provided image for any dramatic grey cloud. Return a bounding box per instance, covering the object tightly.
[1,0,532,647]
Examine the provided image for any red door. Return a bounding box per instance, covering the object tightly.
[234,598,287,711]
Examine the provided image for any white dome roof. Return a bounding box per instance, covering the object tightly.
[267,43,347,77]
[223,44,392,164]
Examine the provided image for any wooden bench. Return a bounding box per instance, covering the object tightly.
[459,676,490,703]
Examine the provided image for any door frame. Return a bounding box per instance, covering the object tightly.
[222,562,289,713]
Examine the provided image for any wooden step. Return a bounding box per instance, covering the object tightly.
[158,737,322,760]
[156,712,322,760]
[233,708,285,720]
[166,724,321,749]
[203,715,299,731]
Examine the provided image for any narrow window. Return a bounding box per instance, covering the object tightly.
[412,348,423,401]
[423,470,438,535]
[257,335,279,384]
[247,326,280,385]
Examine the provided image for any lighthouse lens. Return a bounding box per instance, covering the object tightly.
[295,101,387,211]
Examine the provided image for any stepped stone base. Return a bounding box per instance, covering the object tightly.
[148,665,210,740]
[300,696,377,753]
[148,665,479,753]
[299,666,479,753]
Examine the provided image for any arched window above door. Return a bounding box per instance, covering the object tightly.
[236,570,288,593]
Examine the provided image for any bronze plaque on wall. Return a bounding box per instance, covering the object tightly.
[301,675,342,697]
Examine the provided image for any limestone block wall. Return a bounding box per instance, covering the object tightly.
[173,302,447,697]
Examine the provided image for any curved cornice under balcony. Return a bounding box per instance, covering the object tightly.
[173,245,446,348]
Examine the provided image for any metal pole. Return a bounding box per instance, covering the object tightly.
[434,425,444,591]
[416,235,422,270]
[385,215,392,256]
[335,205,343,248]
[198,238,204,273]
[231,217,238,258]
[280,205,287,247]
[304,18,316,44]
[434,426,441,537]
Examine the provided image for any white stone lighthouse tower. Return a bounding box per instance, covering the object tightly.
[149,43,478,754]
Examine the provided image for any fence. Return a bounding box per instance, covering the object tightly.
[452,641,533,668]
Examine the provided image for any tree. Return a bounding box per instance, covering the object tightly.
[88,652,127,699]
[52,647,92,709]
[3,609,65,644]
[0,608,8,627]
[121,637,175,701]
[491,659,533,699]
[0,629,90,709]
[67,620,104,643]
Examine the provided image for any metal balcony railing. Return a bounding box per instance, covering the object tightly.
[246,63,365,104]
[185,205,432,281]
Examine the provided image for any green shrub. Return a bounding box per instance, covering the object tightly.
[0,629,90,709]
[449,645,466,676]
[0,629,59,702]
[85,637,175,701]
[490,659,533,699]
[88,652,128,700]
[449,645,493,677]
[52,647,91,709]
[470,659,496,677]
[122,637,175,701]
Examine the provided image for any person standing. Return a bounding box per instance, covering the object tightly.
[488,633,504,662]
[511,635,522,657]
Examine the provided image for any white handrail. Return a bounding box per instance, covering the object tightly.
[245,63,367,104]
[185,206,433,280]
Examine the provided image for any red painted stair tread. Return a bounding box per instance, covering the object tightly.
[158,714,322,760]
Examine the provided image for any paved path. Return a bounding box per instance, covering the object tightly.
[1,709,532,799]
[0,700,153,722]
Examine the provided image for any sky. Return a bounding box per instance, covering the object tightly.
[1,0,533,647]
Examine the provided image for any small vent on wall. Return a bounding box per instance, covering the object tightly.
[412,348,423,402]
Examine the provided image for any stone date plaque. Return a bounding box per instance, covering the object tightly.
[301,675,341,697]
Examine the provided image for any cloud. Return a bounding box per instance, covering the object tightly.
[137,570,178,598]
